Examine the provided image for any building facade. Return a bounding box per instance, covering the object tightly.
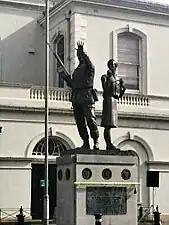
[0,0,169,222]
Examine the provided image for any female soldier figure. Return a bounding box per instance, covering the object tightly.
[101,59,125,150]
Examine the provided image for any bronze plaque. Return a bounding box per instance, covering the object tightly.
[86,187,127,215]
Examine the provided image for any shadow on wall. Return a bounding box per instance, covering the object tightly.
[1,12,45,86]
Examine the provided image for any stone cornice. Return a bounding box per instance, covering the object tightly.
[1,104,169,130]
[0,105,73,114]
[0,104,169,119]
[0,156,56,162]
[38,0,72,24]
[75,0,169,16]
[146,161,169,172]
[38,0,169,24]
[0,156,57,163]
[147,161,169,166]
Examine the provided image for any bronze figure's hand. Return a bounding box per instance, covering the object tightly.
[113,94,119,100]
[119,78,126,98]
[77,41,84,53]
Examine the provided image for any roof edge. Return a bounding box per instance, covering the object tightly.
[38,0,169,24]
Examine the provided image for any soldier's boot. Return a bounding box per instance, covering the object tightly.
[106,143,121,153]
[81,139,90,149]
[93,138,99,150]
[106,143,117,151]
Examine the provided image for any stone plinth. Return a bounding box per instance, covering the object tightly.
[55,149,138,225]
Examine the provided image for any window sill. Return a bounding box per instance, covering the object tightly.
[125,89,141,95]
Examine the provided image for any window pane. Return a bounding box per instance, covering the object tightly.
[57,65,64,73]
[117,32,140,90]
[118,63,139,90]
[118,49,139,64]
[53,35,65,87]
[118,32,139,50]
[57,37,64,55]
[118,63,138,77]
[118,33,139,64]
[58,72,64,88]
[58,53,64,63]
[123,81,138,90]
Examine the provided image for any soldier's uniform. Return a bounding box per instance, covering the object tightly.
[63,53,99,149]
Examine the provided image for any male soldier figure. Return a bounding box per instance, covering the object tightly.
[101,59,125,150]
[62,41,99,150]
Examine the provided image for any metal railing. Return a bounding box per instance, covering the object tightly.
[0,208,31,222]
[138,205,154,224]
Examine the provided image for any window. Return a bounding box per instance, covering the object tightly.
[54,35,65,88]
[32,136,67,156]
[111,27,147,94]
[117,32,140,91]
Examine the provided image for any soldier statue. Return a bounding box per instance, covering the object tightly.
[101,59,126,150]
[62,41,99,150]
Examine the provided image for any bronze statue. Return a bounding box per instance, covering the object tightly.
[101,59,125,150]
[62,41,99,150]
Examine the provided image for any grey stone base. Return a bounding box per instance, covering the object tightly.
[61,148,136,156]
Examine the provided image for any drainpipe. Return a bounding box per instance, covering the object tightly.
[65,10,71,73]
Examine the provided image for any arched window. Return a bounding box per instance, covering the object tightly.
[111,26,147,94]
[32,136,67,156]
[54,35,65,88]
[117,32,140,91]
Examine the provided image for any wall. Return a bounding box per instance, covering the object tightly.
[155,172,169,215]
[0,119,79,157]
[0,4,44,85]
[0,160,31,211]
[72,4,169,96]
[0,110,168,160]
[0,108,169,212]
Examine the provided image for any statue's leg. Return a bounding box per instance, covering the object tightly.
[104,127,116,150]
[73,104,90,149]
[84,105,99,150]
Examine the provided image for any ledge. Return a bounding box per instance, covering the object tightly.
[147,161,169,166]
[146,161,169,172]
[1,104,169,120]
[0,0,47,10]
[1,104,169,130]
[0,156,57,162]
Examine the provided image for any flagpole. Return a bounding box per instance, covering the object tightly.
[44,0,49,224]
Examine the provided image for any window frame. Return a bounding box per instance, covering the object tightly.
[53,33,65,88]
[117,32,141,91]
[32,136,67,157]
[110,26,147,94]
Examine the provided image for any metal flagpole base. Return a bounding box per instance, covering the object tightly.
[43,194,49,225]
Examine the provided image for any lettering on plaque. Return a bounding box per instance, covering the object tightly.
[86,187,127,215]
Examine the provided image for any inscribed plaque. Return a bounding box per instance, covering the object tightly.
[86,187,127,215]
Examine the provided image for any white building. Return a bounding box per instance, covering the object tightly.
[0,0,169,222]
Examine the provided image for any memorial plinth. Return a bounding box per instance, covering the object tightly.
[55,149,138,225]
